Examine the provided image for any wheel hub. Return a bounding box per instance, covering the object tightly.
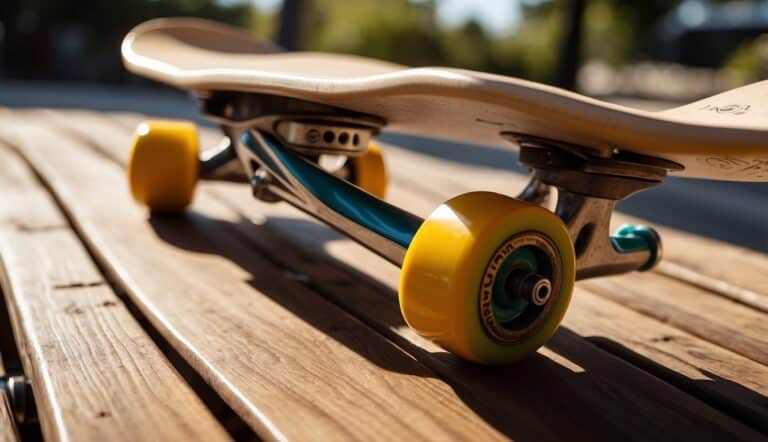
[479,232,562,343]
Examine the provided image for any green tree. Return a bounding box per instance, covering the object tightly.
[302,0,445,66]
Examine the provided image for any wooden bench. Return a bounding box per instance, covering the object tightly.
[0,107,766,440]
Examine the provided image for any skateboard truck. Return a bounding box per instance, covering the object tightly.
[215,120,670,281]
[197,91,385,186]
[226,126,422,265]
[509,134,675,279]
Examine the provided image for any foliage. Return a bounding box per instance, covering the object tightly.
[273,0,687,81]
[1,0,764,84]
[302,0,445,66]
[295,0,552,78]
[724,34,768,83]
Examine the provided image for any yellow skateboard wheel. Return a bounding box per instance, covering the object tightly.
[399,191,575,364]
[127,120,199,212]
[350,142,387,199]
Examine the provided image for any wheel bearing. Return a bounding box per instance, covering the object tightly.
[478,231,562,343]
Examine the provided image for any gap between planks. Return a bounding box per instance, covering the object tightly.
[21,107,768,438]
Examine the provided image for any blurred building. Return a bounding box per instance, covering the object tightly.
[654,0,768,67]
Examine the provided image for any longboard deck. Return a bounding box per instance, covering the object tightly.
[122,18,768,182]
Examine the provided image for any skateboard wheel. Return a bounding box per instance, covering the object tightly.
[399,191,575,364]
[350,142,387,199]
[127,120,199,212]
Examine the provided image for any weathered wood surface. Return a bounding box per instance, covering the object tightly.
[0,115,511,441]
[0,107,766,440]
[0,143,231,441]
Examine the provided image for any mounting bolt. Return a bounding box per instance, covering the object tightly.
[250,170,281,203]
[305,129,321,145]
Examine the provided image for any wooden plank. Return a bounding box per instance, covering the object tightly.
[0,232,233,442]
[568,289,768,432]
[0,118,514,440]
[0,145,231,441]
[34,111,768,438]
[582,274,768,365]
[654,235,768,313]
[0,126,65,232]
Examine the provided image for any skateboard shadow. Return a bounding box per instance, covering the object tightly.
[148,209,766,439]
[586,337,768,434]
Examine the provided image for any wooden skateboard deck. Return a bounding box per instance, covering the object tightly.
[122,18,768,182]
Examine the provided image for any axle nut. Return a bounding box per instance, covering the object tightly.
[505,271,553,306]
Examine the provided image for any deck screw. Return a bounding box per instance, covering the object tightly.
[306,129,321,144]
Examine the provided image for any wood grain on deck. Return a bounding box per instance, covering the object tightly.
[0,145,231,441]
[0,107,766,440]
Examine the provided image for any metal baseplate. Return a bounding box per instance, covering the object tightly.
[509,134,678,279]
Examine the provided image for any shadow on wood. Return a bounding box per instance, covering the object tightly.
[589,336,768,433]
[146,208,766,440]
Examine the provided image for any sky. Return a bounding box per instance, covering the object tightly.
[245,0,525,36]
[431,0,523,35]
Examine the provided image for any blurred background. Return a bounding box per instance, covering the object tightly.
[3,0,768,97]
[0,0,766,251]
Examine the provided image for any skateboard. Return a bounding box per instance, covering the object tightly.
[121,18,768,364]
